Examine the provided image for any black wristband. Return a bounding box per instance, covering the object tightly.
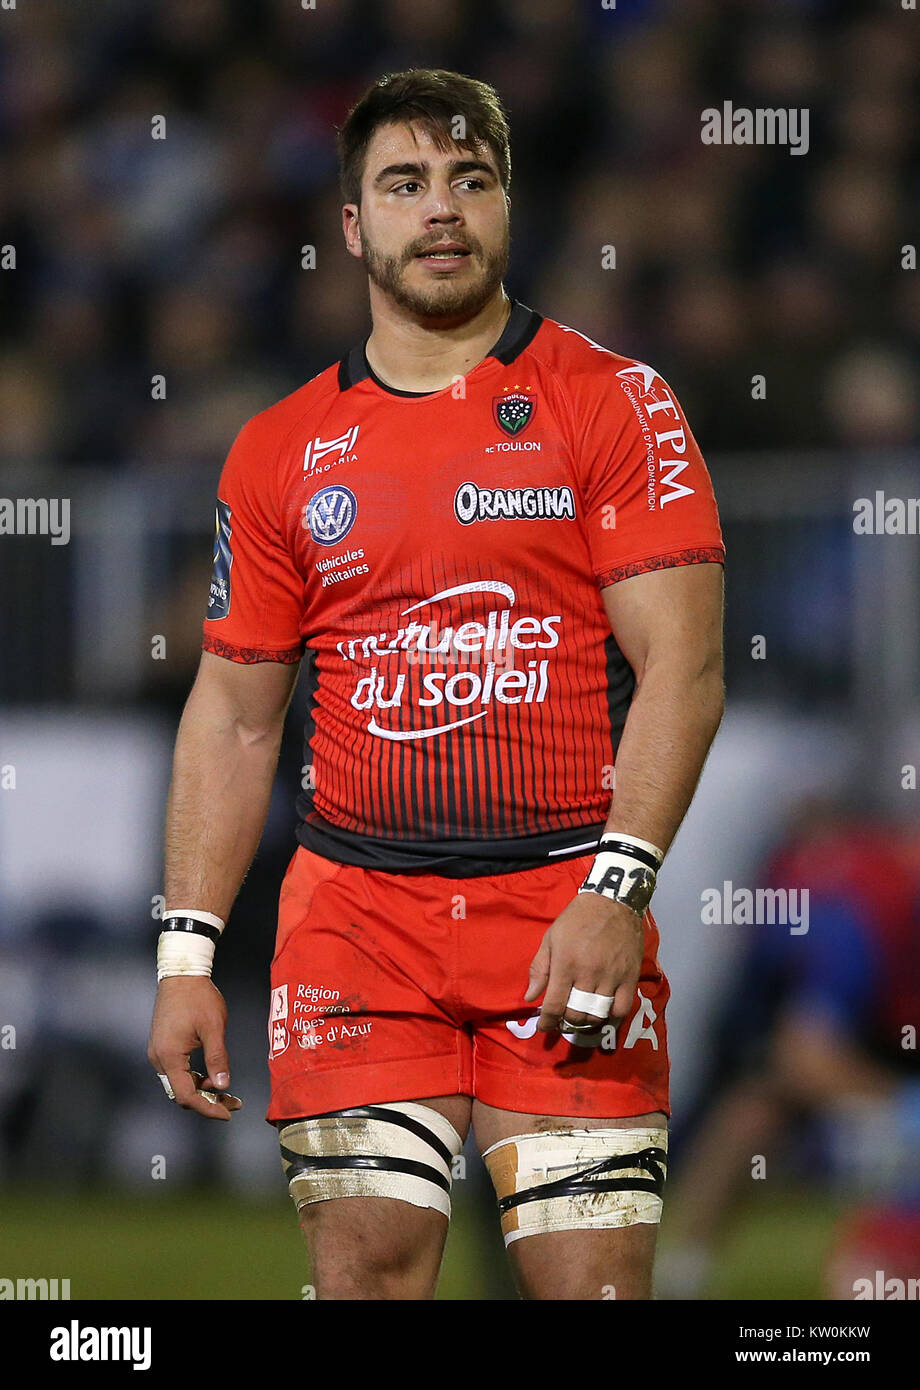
[596,837,662,871]
[161,916,222,944]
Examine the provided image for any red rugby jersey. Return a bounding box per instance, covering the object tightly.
[201,299,725,876]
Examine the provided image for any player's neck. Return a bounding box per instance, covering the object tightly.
[364,289,512,393]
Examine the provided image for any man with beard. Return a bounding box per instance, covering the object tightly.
[148,68,726,1300]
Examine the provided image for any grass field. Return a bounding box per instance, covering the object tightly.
[0,1183,843,1300]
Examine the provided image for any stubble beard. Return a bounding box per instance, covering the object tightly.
[361,225,511,324]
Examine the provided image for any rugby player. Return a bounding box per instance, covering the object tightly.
[147,68,726,1300]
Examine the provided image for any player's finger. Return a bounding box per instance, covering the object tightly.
[523,934,552,1003]
[610,979,639,1025]
[562,983,616,1029]
[149,1054,178,1103]
[190,1091,233,1119]
[195,1069,243,1110]
[199,1079,243,1109]
[188,1069,240,1116]
[161,1057,198,1106]
[162,1058,231,1121]
[536,960,574,1031]
[199,1026,231,1092]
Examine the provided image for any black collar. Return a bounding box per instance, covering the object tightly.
[337,297,543,394]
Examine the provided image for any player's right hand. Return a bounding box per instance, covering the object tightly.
[147,976,242,1121]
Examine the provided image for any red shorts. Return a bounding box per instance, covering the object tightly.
[265,845,670,1124]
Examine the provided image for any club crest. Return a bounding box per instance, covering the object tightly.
[494,392,536,436]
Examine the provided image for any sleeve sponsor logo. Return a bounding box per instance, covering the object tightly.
[208,498,233,619]
[614,362,696,509]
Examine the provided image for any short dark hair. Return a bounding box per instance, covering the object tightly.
[336,68,511,206]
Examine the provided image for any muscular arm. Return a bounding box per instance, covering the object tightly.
[528,561,725,1032]
[165,650,300,917]
[599,561,725,854]
[149,650,299,1119]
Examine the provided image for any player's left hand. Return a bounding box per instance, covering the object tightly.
[524,893,644,1033]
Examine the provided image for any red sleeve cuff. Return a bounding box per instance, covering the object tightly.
[202,634,304,665]
[596,546,725,589]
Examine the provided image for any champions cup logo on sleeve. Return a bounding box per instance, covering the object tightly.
[208,498,233,619]
[614,363,696,510]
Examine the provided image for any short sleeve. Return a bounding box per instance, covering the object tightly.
[201,416,306,664]
[573,359,726,588]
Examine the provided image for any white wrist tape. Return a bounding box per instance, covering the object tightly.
[157,930,216,981]
[578,834,664,915]
[157,909,226,981]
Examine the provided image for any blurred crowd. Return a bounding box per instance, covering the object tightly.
[660,798,920,1298]
[1,0,919,480]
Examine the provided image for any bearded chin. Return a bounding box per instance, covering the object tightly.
[363,241,509,321]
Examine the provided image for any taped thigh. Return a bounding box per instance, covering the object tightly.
[482,1126,668,1245]
[278,1102,464,1218]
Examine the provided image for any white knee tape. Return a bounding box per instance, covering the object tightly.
[482,1127,668,1246]
[278,1102,464,1219]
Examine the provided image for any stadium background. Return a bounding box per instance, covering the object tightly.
[0,0,918,1301]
